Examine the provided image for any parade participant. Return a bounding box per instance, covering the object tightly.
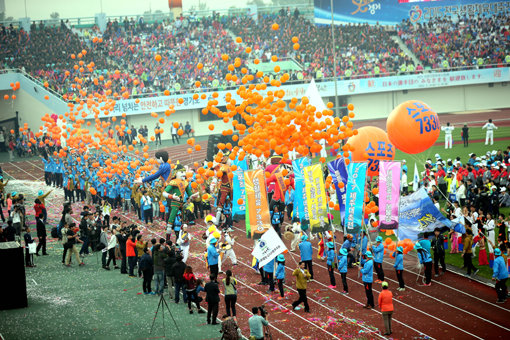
[291,261,311,313]
[275,254,286,298]
[393,246,405,291]
[214,153,233,224]
[208,237,220,277]
[482,119,497,145]
[492,248,509,303]
[326,241,336,288]
[263,257,275,293]
[299,235,314,280]
[177,224,190,263]
[372,236,385,283]
[415,242,433,285]
[360,231,369,266]
[222,229,237,266]
[462,229,479,277]
[342,234,357,268]
[361,251,374,309]
[378,281,394,336]
[431,228,446,276]
[270,205,283,238]
[289,221,302,252]
[441,122,454,149]
[173,211,183,242]
[36,189,52,223]
[338,248,349,294]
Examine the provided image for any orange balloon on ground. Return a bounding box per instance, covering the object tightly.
[347,126,395,177]
[386,100,440,154]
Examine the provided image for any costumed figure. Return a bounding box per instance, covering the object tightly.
[220,229,237,266]
[214,153,233,224]
[177,224,190,263]
[286,221,302,252]
[265,158,294,212]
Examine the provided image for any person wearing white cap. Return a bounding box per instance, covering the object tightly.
[441,122,454,149]
[482,119,498,145]
[499,187,510,207]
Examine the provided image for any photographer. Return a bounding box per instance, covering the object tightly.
[248,306,269,340]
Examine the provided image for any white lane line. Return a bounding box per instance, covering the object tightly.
[8,162,39,181]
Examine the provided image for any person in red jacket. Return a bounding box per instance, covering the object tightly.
[126,234,138,277]
[378,281,394,336]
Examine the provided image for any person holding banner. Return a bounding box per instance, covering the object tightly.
[393,246,405,291]
[275,254,286,298]
[338,248,349,294]
[415,243,433,286]
[291,261,311,313]
[361,251,375,309]
[431,228,446,277]
[372,236,385,283]
[263,257,276,293]
[299,235,314,280]
[208,237,220,277]
[342,234,357,268]
[326,242,336,288]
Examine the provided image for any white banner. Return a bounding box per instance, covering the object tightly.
[251,227,288,267]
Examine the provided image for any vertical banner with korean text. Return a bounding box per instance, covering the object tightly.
[292,157,311,227]
[327,158,348,223]
[303,164,329,234]
[244,169,271,239]
[232,157,248,219]
[345,162,367,234]
[378,161,401,230]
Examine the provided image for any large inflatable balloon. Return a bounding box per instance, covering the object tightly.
[347,126,395,177]
[386,100,440,154]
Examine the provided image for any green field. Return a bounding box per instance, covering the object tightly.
[0,247,221,340]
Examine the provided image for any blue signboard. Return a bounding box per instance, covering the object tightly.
[314,0,509,26]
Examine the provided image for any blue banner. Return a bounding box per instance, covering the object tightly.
[327,158,348,223]
[292,157,311,227]
[314,0,509,26]
[345,162,367,234]
[398,188,465,241]
[232,158,248,219]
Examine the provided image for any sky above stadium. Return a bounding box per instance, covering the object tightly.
[4,0,255,21]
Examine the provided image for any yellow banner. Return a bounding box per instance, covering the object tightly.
[304,164,329,234]
[244,169,271,239]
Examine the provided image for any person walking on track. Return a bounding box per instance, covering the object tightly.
[393,246,405,291]
[492,248,509,303]
[361,251,375,309]
[326,241,336,288]
[338,248,349,294]
[416,242,433,286]
[299,235,314,280]
[372,236,385,283]
[378,281,394,336]
[291,261,311,313]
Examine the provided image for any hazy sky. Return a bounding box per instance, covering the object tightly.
[4,0,257,21]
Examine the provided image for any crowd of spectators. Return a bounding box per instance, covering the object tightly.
[1,9,509,101]
[398,14,510,70]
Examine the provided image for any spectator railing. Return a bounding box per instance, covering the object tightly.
[0,68,65,99]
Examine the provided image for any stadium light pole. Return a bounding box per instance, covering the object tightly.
[330,0,340,118]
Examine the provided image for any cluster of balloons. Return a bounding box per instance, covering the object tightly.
[4,81,20,100]
[384,237,415,258]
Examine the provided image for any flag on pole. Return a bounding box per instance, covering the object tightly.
[345,162,367,234]
[251,227,288,267]
[292,157,311,226]
[303,164,329,234]
[244,169,271,239]
[413,162,420,192]
[327,158,348,223]
[232,157,248,219]
[378,161,401,230]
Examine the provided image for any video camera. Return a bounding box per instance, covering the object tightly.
[258,305,267,319]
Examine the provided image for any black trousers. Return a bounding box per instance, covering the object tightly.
[340,272,348,292]
[128,256,137,276]
[102,250,108,267]
[36,235,46,254]
[142,269,153,293]
[424,262,433,284]
[434,252,446,274]
[259,268,265,283]
[120,248,127,273]
[364,282,374,307]
[266,272,274,291]
[396,269,405,288]
[106,248,117,267]
[463,254,476,275]
[224,294,237,316]
[304,260,314,279]
[328,264,336,286]
[207,301,219,324]
[496,278,508,301]
[277,279,284,297]
[374,262,385,281]
[186,290,200,310]
[209,264,219,277]
[292,288,309,312]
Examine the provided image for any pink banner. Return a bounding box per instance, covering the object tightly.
[378,161,401,229]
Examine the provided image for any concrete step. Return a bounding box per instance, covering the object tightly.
[391,35,422,68]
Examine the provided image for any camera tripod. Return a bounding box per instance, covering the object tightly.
[149,294,180,336]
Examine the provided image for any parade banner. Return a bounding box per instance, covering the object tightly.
[345,162,367,234]
[244,169,271,239]
[232,158,248,219]
[327,158,348,223]
[378,161,401,230]
[398,188,465,241]
[252,227,288,267]
[303,164,329,234]
[292,157,311,226]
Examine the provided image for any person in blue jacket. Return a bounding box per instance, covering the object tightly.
[415,242,433,286]
[326,242,336,288]
[492,248,509,303]
[275,254,286,298]
[393,246,405,291]
[207,237,219,277]
[361,251,374,309]
[299,234,314,280]
[270,206,283,238]
[372,236,385,283]
[264,257,275,293]
[338,248,348,294]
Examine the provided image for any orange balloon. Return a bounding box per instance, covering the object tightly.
[386,100,440,154]
[347,126,395,177]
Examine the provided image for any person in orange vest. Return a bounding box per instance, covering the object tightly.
[378,281,394,336]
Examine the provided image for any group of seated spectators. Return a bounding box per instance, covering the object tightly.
[398,14,510,70]
[1,9,509,100]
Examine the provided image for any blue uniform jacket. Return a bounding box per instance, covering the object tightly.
[275,263,285,279]
[299,241,313,261]
[417,249,432,264]
[338,255,348,273]
[263,258,275,273]
[373,243,384,263]
[492,256,509,280]
[207,245,219,265]
[393,252,403,270]
[361,259,374,283]
[326,249,336,266]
